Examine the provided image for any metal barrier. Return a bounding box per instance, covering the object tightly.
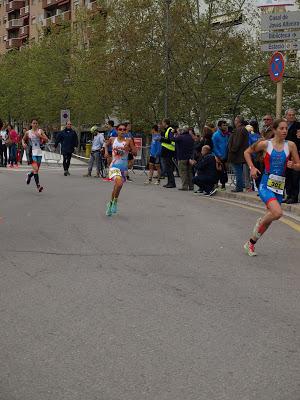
[131,145,149,175]
[132,145,180,177]
[227,163,236,187]
[44,143,61,166]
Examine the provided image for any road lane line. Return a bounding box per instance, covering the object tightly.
[213,198,300,233]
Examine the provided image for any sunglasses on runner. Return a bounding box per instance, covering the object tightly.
[118,128,126,132]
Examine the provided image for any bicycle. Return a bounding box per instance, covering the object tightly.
[99,149,108,178]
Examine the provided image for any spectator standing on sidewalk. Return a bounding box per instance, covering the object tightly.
[55,121,78,176]
[83,126,105,178]
[248,120,262,190]
[19,127,27,165]
[212,120,229,191]
[124,122,134,182]
[7,124,19,168]
[228,116,249,192]
[173,126,195,191]
[145,124,162,185]
[0,122,8,167]
[22,127,32,165]
[160,118,176,188]
[261,114,274,139]
[284,108,300,204]
[197,126,214,152]
[105,120,118,165]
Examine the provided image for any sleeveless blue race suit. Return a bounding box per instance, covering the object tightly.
[258,140,290,206]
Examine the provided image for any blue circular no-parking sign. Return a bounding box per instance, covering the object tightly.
[269,52,285,83]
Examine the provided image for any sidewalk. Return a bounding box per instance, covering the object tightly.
[215,189,300,218]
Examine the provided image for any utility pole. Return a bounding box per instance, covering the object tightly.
[196,0,200,20]
[164,0,172,118]
[276,79,284,119]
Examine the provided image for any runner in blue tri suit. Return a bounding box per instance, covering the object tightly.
[104,123,137,216]
[244,119,300,256]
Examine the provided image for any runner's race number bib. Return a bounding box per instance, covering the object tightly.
[109,167,122,179]
[267,174,285,195]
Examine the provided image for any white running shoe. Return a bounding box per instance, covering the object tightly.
[244,241,257,257]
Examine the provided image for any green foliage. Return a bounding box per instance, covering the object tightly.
[0,0,299,130]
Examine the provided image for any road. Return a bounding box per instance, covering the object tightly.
[1,165,300,400]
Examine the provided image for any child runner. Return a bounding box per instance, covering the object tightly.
[244,119,300,256]
[22,119,48,193]
[145,124,162,185]
[104,123,137,216]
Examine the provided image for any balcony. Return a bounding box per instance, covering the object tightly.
[43,10,71,27]
[6,37,23,49]
[6,0,25,13]
[87,1,97,11]
[20,5,29,17]
[19,24,29,36]
[86,1,106,16]
[6,18,23,30]
[42,0,70,9]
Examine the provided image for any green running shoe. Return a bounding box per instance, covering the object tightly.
[111,199,118,214]
[244,241,257,257]
[106,201,113,216]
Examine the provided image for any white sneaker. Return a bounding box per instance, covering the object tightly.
[209,188,218,196]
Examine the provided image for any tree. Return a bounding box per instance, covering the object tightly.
[0,0,298,130]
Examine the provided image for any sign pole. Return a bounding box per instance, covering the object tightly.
[268,51,285,118]
[276,79,283,118]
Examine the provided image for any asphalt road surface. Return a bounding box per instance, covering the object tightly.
[1,165,300,400]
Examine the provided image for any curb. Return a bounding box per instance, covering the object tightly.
[72,154,89,163]
[215,190,300,218]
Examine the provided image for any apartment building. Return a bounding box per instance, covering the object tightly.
[0,0,98,53]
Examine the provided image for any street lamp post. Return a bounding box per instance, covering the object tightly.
[196,0,200,20]
[164,0,172,118]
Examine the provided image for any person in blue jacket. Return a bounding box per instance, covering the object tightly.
[212,120,229,190]
[55,121,78,176]
[145,124,162,185]
[248,120,262,190]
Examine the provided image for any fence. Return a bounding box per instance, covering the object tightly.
[131,145,149,175]
[43,143,61,166]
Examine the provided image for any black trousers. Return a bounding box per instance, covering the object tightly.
[193,175,216,193]
[285,168,300,201]
[63,152,72,172]
[161,156,176,186]
[217,160,228,187]
[0,144,7,166]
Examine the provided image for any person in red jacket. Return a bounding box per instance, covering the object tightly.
[7,124,19,168]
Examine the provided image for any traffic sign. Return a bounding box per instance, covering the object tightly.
[261,41,300,51]
[60,109,70,126]
[261,11,300,31]
[269,52,285,82]
[261,31,300,42]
